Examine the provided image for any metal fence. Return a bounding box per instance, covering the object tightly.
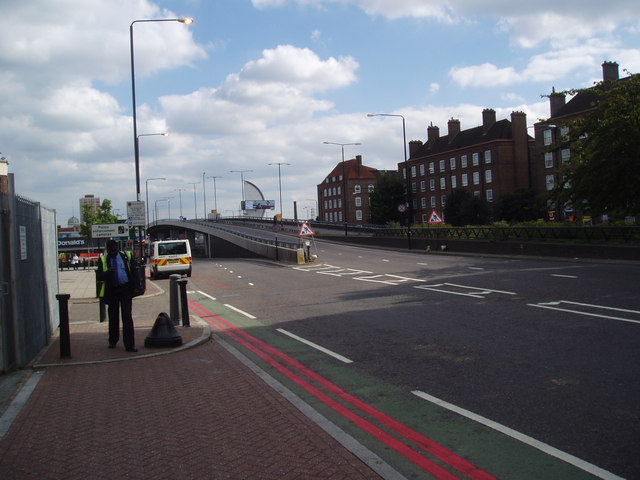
[0,174,58,371]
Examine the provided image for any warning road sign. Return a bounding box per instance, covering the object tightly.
[428,210,444,224]
[298,222,316,236]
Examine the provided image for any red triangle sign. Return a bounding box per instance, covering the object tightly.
[298,222,316,236]
[428,210,444,224]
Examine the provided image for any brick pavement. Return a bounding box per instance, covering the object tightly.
[0,270,388,480]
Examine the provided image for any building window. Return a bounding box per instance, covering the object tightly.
[561,149,570,164]
[543,129,553,146]
[413,199,418,210]
[545,152,554,168]
[430,196,436,208]
[356,210,363,221]
[473,172,480,185]
[486,189,493,202]
[560,126,570,139]
[402,167,406,179]
[419,164,425,176]
[439,159,445,172]
[324,200,328,209]
[474,191,481,197]
[368,184,374,192]
[440,177,446,190]
[354,185,361,194]
[412,182,417,193]
[411,166,417,178]
[484,150,491,164]
[485,170,492,183]
[429,162,435,174]
[461,155,468,168]
[472,153,479,166]
[337,199,342,208]
[430,179,435,191]
[450,157,456,170]
[420,181,426,192]
[355,197,362,207]
[451,175,457,189]
[462,173,468,187]
[441,195,447,206]
[546,174,555,191]
[421,197,427,208]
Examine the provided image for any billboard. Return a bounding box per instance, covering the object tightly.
[243,200,275,210]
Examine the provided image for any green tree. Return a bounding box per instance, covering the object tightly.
[369,172,405,225]
[551,72,640,218]
[79,199,119,237]
[494,189,546,223]
[444,189,491,226]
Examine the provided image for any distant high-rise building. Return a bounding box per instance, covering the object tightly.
[79,194,100,222]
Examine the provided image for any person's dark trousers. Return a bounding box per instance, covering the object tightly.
[107,285,135,349]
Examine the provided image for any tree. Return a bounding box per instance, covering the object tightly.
[444,189,490,226]
[551,72,640,218]
[494,189,546,223]
[369,172,405,225]
[79,199,119,236]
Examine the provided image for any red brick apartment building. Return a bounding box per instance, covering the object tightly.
[404,109,533,223]
[317,155,381,224]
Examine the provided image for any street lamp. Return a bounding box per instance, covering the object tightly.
[173,188,186,218]
[145,177,166,228]
[154,198,169,223]
[207,176,222,218]
[323,141,360,235]
[130,16,193,256]
[367,113,412,249]
[187,182,199,219]
[269,162,290,218]
[230,170,253,216]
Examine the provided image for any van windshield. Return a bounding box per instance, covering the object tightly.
[158,242,188,256]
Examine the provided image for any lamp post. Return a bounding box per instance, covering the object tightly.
[323,141,360,235]
[130,16,193,257]
[173,188,186,218]
[207,176,222,219]
[230,170,253,216]
[145,177,166,228]
[187,182,199,219]
[268,162,290,218]
[367,113,412,249]
[154,198,169,223]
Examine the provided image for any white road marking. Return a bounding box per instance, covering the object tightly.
[551,274,578,279]
[224,304,256,319]
[468,267,484,270]
[528,301,640,325]
[277,329,353,364]
[197,291,216,301]
[356,274,426,286]
[415,283,516,298]
[412,390,624,480]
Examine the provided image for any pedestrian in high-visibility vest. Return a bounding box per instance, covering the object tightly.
[96,240,140,352]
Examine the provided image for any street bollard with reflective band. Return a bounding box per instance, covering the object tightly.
[177,279,190,327]
[169,274,181,325]
[56,294,72,359]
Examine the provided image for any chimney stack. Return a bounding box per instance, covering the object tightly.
[427,123,439,148]
[409,140,423,158]
[602,61,619,82]
[447,118,460,141]
[482,108,496,134]
[549,86,566,118]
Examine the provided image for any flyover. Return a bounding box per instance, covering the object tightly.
[147,219,308,263]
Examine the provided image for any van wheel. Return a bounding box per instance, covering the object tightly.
[151,268,158,280]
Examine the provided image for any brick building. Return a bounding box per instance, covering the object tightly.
[404,109,533,223]
[317,155,381,224]
[79,194,100,222]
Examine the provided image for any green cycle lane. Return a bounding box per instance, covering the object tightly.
[189,291,617,480]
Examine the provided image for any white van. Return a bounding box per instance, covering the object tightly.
[149,239,192,279]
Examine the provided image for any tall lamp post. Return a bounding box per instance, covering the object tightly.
[207,176,222,219]
[367,113,412,249]
[130,16,193,256]
[187,182,199,219]
[323,141,360,235]
[173,188,186,218]
[145,177,166,228]
[268,162,290,218]
[230,170,253,216]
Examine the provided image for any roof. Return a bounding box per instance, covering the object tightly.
[324,157,379,181]
[410,119,528,159]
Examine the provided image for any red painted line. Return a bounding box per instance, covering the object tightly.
[190,299,496,480]
[190,276,229,288]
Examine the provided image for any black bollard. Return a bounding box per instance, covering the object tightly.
[169,274,181,325]
[56,294,72,359]
[177,279,190,327]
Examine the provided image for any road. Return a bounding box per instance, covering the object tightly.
[172,241,640,479]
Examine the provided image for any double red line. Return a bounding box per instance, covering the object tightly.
[189,299,496,480]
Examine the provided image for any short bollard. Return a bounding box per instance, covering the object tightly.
[56,294,72,359]
[169,274,181,325]
[177,279,190,327]
[98,298,106,323]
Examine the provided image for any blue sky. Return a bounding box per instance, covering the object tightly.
[1,0,639,223]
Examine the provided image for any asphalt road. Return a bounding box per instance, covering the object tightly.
[181,242,639,479]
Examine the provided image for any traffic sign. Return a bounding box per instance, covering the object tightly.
[428,209,444,224]
[126,201,146,226]
[298,222,316,236]
[91,224,129,238]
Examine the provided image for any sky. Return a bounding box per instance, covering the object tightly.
[1,0,639,224]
